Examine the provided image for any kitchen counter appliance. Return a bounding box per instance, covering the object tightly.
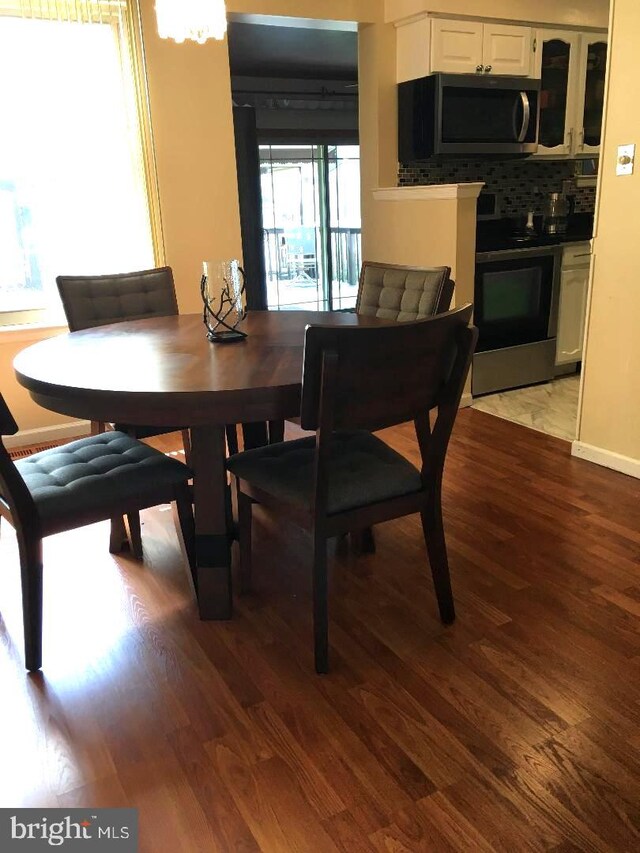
[398,74,541,160]
[543,190,575,236]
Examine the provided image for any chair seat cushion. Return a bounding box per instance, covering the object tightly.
[226,430,422,514]
[16,431,192,527]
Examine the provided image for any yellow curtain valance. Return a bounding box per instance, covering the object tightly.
[0,1,126,23]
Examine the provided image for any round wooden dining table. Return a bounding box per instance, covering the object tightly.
[14,310,383,619]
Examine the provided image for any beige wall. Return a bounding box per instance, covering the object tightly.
[385,0,609,28]
[0,328,77,434]
[139,0,243,314]
[361,194,476,305]
[2,0,613,439]
[577,0,640,462]
[2,0,383,438]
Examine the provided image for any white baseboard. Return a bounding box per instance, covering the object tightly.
[460,393,473,409]
[571,440,640,480]
[5,421,91,449]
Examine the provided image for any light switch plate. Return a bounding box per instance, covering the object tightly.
[617,143,635,176]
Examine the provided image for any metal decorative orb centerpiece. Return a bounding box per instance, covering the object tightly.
[201,259,247,343]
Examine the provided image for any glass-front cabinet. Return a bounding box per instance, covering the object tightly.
[534,29,607,157]
[577,36,607,155]
[536,33,579,155]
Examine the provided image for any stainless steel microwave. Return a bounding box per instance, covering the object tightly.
[398,73,541,160]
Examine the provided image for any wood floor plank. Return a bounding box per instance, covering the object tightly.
[2,412,640,851]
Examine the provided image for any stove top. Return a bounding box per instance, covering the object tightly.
[476,214,593,254]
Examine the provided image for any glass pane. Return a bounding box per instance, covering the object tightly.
[483,268,542,323]
[260,145,326,311]
[327,145,361,311]
[442,88,521,143]
[0,17,154,317]
[539,39,571,149]
[260,145,361,312]
[582,41,607,148]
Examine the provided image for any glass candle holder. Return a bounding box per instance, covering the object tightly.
[201,259,247,342]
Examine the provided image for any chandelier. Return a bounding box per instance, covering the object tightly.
[155,0,228,45]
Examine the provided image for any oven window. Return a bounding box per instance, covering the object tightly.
[475,254,556,352]
[483,268,542,322]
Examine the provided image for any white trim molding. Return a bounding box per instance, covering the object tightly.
[4,421,91,450]
[373,183,485,202]
[571,440,640,480]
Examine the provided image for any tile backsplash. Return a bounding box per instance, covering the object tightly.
[398,158,596,216]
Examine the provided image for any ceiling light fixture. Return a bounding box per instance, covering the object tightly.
[155,0,228,45]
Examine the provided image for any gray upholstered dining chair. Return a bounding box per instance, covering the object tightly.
[355,261,454,321]
[56,267,192,453]
[227,304,477,673]
[56,267,195,557]
[0,392,195,671]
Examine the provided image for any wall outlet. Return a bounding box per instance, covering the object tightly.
[617,143,635,176]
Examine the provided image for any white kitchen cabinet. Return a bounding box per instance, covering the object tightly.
[556,244,591,368]
[534,29,607,157]
[430,19,485,74]
[396,16,533,82]
[481,23,533,76]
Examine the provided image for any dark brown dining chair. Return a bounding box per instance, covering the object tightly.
[351,261,455,553]
[0,393,195,672]
[56,267,196,558]
[56,267,192,452]
[274,262,456,455]
[227,304,477,673]
[355,261,454,320]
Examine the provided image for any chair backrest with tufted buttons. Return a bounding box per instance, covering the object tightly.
[56,267,179,331]
[355,261,454,322]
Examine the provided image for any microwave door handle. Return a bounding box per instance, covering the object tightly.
[515,91,530,143]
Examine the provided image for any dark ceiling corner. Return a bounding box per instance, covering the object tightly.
[227,22,358,81]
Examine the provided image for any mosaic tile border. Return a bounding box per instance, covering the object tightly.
[398,158,595,216]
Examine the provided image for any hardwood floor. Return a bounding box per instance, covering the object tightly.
[1,410,640,851]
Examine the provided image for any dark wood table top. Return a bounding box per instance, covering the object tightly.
[14,311,382,427]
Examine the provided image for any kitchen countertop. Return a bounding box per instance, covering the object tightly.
[476,213,593,253]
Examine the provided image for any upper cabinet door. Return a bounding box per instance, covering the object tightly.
[575,34,608,156]
[535,31,580,156]
[431,18,484,74]
[482,23,533,76]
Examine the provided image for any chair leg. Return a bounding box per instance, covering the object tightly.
[268,419,285,444]
[109,515,128,553]
[181,429,192,467]
[420,490,455,625]
[350,527,376,554]
[226,424,239,456]
[17,535,43,672]
[174,483,197,593]
[237,490,253,594]
[242,422,269,450]
[313,533,329,674]
[126,512,143,560]
[91,420,106,436]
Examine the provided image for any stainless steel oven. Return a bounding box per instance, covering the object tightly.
[472,245,562,396]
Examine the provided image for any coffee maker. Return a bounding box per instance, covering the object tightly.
[543,183,576,235]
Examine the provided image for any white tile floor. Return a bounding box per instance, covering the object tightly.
[472,374,580,442]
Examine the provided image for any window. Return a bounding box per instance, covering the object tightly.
[0,2,158,325]
[260,145,361,311]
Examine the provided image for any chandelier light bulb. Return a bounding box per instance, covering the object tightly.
[156,0,227,45]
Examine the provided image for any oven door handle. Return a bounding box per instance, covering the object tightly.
[514,91,530,143]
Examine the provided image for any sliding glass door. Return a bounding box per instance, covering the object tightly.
[260,145,361,311]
